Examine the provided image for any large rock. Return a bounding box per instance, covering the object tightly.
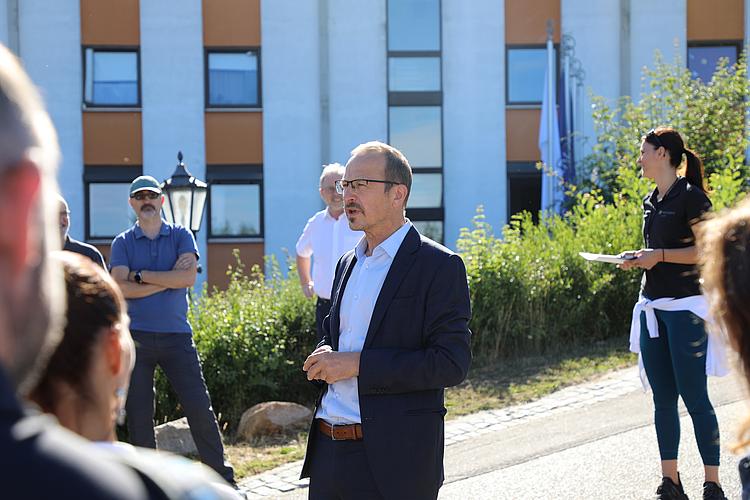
[155,417,198,456]
[236,401,312,441]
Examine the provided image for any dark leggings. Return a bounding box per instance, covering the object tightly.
[640,309,720,466]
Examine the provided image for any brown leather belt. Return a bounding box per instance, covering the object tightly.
[317,419,363,441]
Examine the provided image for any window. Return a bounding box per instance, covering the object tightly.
[206,50,261,107]
[84,166,141,240]
[83,49,139,107]
[507,47,556,105]
[410,172,442,208]
[389,106,442,167]
[412,220,443,243]
[387,0,440,51]
[507,162,541,223]
[688,43,739,81]
[207,166,263,238]
[389,57,441,92]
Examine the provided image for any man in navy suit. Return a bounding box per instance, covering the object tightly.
[301,141,472,499]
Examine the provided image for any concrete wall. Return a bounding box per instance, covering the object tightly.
[561,0,623,156]
[262,0,322,265]
[443,0,506,244]
[327,0,388,165]
[19,0,83,238]
[140,0,207,288]
[629,0,686,99]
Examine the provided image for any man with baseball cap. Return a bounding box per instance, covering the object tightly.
[110,175,235,485]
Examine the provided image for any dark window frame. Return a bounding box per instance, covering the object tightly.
[506,161,542,224]
[505,44,560,106]
[206,165,264,239]
[82,46,142,108]
[204,47,262,109]
[83,165,142,241]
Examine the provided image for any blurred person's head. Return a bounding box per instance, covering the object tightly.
[696,195,750,446]
[29,252,134,442]
[58,194,70,245]
[0,44,64,392]
[319,163,345,215]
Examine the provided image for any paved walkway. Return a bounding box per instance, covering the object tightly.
[238,366,644,499]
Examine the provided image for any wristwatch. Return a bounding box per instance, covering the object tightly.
[134,270,143,284]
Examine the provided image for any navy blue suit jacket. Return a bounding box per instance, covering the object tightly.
[301,226,472,499]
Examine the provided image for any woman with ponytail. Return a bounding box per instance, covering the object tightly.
[619,127,728,500]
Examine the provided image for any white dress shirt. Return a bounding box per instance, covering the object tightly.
[295,208,363,300]
[629,294,730,391]
[316,220,413,425]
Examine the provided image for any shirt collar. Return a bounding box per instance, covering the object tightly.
[134,220,170,239]
[648,176,686,206]
[355,219,412,260]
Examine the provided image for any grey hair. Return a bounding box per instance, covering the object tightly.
[319,162,345,186]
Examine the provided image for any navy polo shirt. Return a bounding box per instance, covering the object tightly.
[641,177,711,299]
[110,221,198,334]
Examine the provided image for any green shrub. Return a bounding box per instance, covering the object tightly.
[154,253,318,432]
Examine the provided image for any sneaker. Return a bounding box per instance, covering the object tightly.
[702,482,727,500]
[656,476,689,500]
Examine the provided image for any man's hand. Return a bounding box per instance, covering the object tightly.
[303,346,360,384]
[302,281,315,299]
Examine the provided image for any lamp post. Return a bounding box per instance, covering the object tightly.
[161,151,208,273]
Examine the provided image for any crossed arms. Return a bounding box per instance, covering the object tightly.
[111,253,198,299]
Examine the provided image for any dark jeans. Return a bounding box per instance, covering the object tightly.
[315,297,332,343]
[640,309,720,466]
[308,428,383,500]
[126,330,234,483]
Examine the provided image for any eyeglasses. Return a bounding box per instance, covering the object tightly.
[646,129,665,150]
[334,179,401,195]
[130,191,160,201]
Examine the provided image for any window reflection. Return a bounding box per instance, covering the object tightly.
[387,0,440,51]
[412,220,443,243]
[88,183,135,238]
[389,57,441,92]
[84,50,139,106]
[507,47,554,104]
[688,45,738,82]
[208,52,260,106]
[389,106,442,167]
[210,184,261,237]
[410,173,442,208]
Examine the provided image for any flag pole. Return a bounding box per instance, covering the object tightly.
[546,20,555,210]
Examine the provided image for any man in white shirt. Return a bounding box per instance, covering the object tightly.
[300,141,472,499]
[296,163,362,341]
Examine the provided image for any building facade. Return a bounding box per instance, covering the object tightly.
[0,0,746,289]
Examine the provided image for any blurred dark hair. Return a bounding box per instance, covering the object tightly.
[644,127,707,192]
[696,195,750,449]
[29,251,126,412]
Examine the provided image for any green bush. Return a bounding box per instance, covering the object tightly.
[154,253,318,432]
[459,53,749,362]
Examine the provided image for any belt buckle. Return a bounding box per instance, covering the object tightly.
[329,423,339,441]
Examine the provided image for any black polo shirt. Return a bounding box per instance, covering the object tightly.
[641,177,711,299]
[63,236,106,268]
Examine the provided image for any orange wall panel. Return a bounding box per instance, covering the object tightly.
[207,242,265,290]
[205,112,263,164]
[506,109,542,162]
[506,0,560,44]
[81,0,140,46]
[688,0,743,41]
[83,112,142,165]
[203,0,261,47]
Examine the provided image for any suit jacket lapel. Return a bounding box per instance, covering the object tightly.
[363,227,420,349]
[330,252,357,351]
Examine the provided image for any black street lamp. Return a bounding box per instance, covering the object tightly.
[160,151,208,234]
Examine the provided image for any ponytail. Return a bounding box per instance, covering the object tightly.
[683,148,707,193]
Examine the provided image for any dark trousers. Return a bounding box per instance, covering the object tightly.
[315,297,332,343]
[126,330,234,483]
[640,309,720,466]
[308,428,383,500]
